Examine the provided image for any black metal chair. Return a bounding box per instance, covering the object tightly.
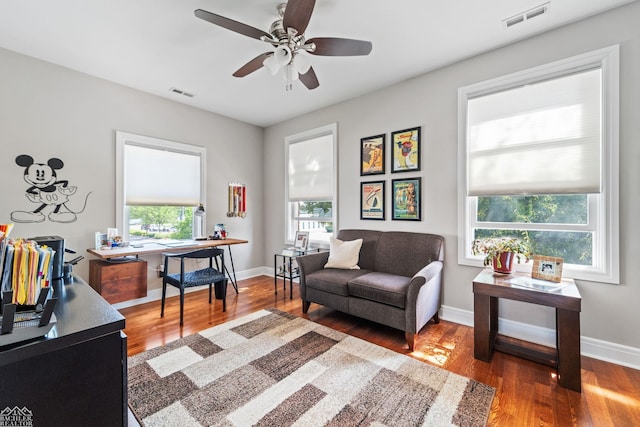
[160,247,227,326]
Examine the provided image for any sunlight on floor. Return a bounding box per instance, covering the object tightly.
[583,383,640,407]
[411,346,450,367]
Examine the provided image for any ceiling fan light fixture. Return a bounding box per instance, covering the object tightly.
[293,53,311,74]
[263,54,280,75]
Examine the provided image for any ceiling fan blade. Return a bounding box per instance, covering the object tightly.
[195,9,272,41]
[233,52,272,77]
[282,0,316,35]
[299,66,320,90]
[307,37,373,56]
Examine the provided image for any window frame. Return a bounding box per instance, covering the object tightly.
[457,45,619,283]
[115,131,206,241]
[284,123,338,247]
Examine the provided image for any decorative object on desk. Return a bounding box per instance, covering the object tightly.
[391,126,421,173]
[294,230,309,251]
[531,255,564,282]
[128,309,495,427]
[360,180,385,220]
[212,223,227,240]
[360,134,385,175]
[193,203,207,240]
[392,177,421,221]
[471,236,532,274]
[227,182,247,218]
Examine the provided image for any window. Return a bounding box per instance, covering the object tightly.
[285,123,338,246]
[116,132,206,241]
[458,46,619,283]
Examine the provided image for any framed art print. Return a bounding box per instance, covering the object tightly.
[360,134,385,176]
[531,255,564,282]
[294,231,309,251]
[392,177,421,220]
[360,180,385,220]
[391,126,421,173]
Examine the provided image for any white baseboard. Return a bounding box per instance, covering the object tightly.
[440,305,640,370]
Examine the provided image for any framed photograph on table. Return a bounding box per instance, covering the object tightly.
[360,134,385,176]
[391,126,421,173]
[294,231,309,251]
[392,177,421,221]
[360,180,385,220]
[531,255,564,282]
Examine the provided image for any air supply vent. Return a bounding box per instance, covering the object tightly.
[169,87,195,98]
[503,2,550,28]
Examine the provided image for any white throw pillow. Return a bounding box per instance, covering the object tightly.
[324,237,363,270]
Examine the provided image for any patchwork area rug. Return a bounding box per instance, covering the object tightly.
[128,309,495,426]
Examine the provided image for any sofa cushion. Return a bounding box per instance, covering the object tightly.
[374,232,444,277]
[324,237,363,269]
[305,268,371,296]
[336,230,381,271]
[347,272,411,309]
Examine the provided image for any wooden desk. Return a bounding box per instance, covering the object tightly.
[473,270,582,392]
[87,238,248,294]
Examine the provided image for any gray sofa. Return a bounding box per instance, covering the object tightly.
[297,229,444,350]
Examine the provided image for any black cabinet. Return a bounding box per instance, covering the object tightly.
[0,274,127,426]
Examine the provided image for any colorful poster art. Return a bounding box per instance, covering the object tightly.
[391,127,421,173]
[360,181,385,220]
[360,134,385,176]
[392,177,421,221]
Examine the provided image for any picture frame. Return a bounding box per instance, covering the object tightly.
[360,134,385,176]
[294,231,309,251]
[531,255,564,283]
[360,180,385,220]
[391,126,421,173]
[392,177,421,221]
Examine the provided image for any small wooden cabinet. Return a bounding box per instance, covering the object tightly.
[89,259,147,303]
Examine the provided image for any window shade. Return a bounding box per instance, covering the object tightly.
[288,134,333,202]
[467,68,602,196]
[125,143,201,206]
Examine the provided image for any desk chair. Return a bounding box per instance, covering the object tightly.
[161,247,227,326]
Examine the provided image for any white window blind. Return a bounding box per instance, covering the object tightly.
[124,143,202,206]
[467,68,602,196]
[288,134,333,202]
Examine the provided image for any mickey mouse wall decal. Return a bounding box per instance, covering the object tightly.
[10,154,92,223]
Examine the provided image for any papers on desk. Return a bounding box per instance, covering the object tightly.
[0,238,55,305]
[157,239,197,247]
[507,276,568,293]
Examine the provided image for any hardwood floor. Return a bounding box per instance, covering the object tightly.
[119,275,640,426]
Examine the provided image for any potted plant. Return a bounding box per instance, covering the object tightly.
[471,236,532,274]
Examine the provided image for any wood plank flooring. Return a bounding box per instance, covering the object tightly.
[119,275,640,426]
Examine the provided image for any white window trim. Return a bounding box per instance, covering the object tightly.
[457,45,619,284]
[115,131,206,241]
[284,123,338,247]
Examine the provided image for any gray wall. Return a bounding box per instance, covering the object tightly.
[0,47,264,289]
[263,2,640,350]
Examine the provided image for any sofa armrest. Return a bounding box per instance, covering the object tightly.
[296,251,330,300]
[405,260,444,333]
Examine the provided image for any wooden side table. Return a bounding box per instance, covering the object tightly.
[472,270,582,392]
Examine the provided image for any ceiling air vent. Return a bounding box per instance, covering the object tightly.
[503,2,550,28]
[169,87,195,98]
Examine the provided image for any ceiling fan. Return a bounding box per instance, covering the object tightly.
[194,0,373,91]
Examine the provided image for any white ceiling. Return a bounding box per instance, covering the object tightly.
[0,0,635,127]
